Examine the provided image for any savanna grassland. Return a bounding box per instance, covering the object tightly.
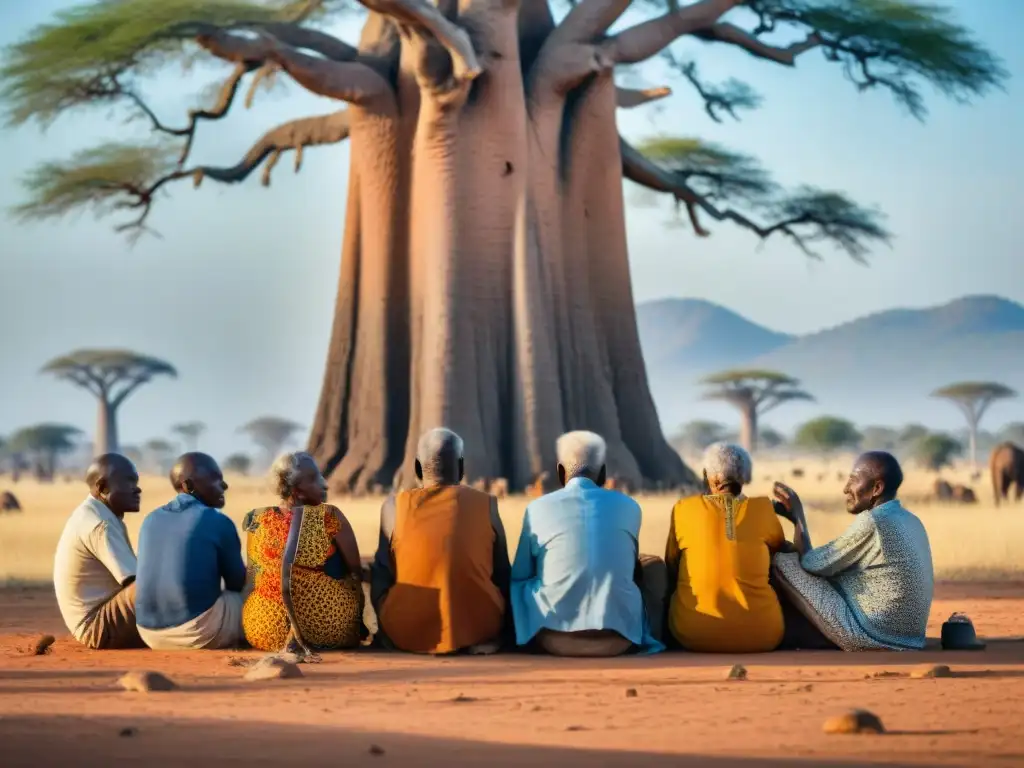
[1,455,1019,584]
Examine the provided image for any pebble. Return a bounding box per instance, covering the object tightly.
[30,634,55,656]
[369,744,385,756]
[118,670,177,693]
[243,655,303,681]
[726,664,748,680]
[823,709,885,734]
[911,664,952,679]
[625,688,638,698]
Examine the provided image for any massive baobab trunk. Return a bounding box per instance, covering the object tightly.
[306,0,744,492]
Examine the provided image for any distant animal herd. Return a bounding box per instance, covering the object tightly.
[0,442,1022,516]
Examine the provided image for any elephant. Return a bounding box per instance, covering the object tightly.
[933,479,954,501]
[990,442,1024,506]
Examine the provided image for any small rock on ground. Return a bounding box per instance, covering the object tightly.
[727,664,748,680]
[243,655,303,681]
[823,709,885,734]
[29,634,55,656]
[911,664,952,679]
[118,671,177,693]
[119,727,138,738]
[368,745,385,756]
[450,694,477,702]
[625,688,638,698]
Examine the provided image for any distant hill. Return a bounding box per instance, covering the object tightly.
[639,294,1024,434]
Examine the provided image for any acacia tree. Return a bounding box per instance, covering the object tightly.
[932,382,1017,469]
[223,452,254,475]
[912,431,961,472]
[172,421,207,452]
[7,424,82,481]
[700,369,812,452]
[41,350,177,455]
[240,416,303,463]
[2,0,1005,491]
[145,438,178,474]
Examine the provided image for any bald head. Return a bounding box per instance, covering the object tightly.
[843,451,903,514]
[415,428,464,486]
[86,453,140,517]
[170,452,228,509]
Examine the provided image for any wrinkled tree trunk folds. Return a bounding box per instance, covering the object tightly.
[307,0,695,492]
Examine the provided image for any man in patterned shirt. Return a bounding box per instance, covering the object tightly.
[771,451,934,651]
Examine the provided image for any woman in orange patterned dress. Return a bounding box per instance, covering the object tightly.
[241,452,364,658]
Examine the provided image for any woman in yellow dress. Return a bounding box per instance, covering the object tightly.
[242,452,364,659]
[664,442,787,653]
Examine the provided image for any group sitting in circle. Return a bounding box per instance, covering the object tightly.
[52,426,935,657]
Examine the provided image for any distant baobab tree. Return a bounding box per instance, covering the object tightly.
[240,417,302,464]
[171,421,206,452]
[0,0,1005,493]
[41,349,176,456]
[7,423,82,482]
[700,370,813,453]
[932,382,1017,469]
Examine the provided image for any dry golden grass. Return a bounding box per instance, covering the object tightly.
[0,455,1019,584]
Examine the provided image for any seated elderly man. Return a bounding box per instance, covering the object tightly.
[135,453,247,650]
[54,454,145,649]
[511,431,663,657]
[665,442,788,653]
[371,428,512,655]
[772,451,934,651]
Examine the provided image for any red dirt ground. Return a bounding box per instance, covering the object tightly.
[2,582,1023,767]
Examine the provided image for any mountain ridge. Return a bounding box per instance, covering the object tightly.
[637,294,1024,432]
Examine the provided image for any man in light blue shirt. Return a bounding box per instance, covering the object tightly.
[511,431,664,656]
[135,453,246,650]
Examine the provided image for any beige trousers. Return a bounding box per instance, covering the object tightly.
[138,591,244,650]
[79,581,146,650]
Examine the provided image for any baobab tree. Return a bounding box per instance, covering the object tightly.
[700,369,812,452]
[240,416,303,464]
[2,0,1005,491]
[171,421,207,452]
[7,424,82,481]
[41,350,177,455]
[932,381,1017,469]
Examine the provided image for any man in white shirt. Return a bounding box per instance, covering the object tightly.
[53,453,145,649]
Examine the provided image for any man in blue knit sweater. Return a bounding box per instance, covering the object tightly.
[135,453,246,650]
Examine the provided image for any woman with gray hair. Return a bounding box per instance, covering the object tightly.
[241,452,364,659]
[663,442,788,653]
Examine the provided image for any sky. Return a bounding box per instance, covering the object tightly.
[1,0,1023,460]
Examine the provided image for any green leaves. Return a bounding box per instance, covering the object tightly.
[931,381,1018,402]
[746,0,1007,118]
[13,141,181,225]
[634,136,890,261]
[7,424,83,454]
[0,0,320,127]
[637,136,775,203]
[794,416,861,453]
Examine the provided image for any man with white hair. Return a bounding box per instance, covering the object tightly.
[510,431,664,657]
[370,428,512,655]
[663,442,788,653]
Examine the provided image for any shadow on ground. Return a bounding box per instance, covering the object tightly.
[0,715,963,767]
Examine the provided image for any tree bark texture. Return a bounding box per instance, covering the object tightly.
[306,0,703,492]
[95,397,119,456]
